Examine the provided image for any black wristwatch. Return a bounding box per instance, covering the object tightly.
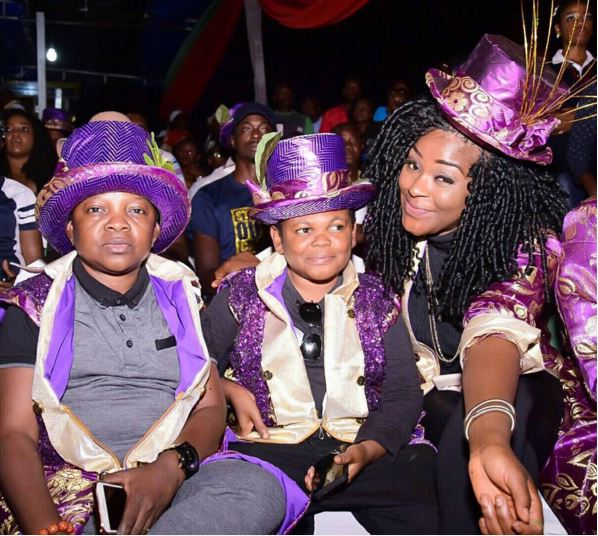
[163,441,200,479]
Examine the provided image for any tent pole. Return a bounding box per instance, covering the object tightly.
[244,0,267,104]
[36,11,47,118]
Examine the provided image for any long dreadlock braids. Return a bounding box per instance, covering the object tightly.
[364,96,568,324]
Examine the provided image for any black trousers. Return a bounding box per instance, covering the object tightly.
[422,370,563,534]
[232,434,439,534]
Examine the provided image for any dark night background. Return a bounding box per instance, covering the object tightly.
[1,0,593,138]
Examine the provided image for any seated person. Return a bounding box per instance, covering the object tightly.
[0,174,43,290]
[0,120,307,535]
[201,133,438,534]
[190,103,276,293]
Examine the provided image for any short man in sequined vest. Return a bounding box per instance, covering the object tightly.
[201,132,439,534]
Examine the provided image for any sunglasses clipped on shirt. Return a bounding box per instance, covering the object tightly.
[297,301,322,362]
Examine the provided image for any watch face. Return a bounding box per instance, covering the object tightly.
[174,442,200,478]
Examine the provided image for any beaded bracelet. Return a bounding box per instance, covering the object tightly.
[39,520,75,535]
[463,398,516,441]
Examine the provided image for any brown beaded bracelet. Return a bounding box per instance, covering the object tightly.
[39,519,75,535]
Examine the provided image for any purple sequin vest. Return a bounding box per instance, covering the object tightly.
[222,269,399,426]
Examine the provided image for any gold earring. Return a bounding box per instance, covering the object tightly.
[556,32,561,38]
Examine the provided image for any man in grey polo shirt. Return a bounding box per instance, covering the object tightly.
[0,119,306,535]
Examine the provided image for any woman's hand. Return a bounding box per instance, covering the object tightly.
[223,380,269,439]
[469,444,543,535]
[305,440,385,491]
[101,451,184,535]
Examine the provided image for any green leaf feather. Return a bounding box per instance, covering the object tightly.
[145,132,175,173]
[255,131,282,190]
[214,104,230,126]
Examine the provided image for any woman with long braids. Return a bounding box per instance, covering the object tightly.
[365,33,595,534]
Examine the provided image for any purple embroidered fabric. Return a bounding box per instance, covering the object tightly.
[222,269,274,425]
[0,415,98,534]
[461,234,597,533]
[0,272,53,326]
[222,268,397,425]
[541,199,597,535]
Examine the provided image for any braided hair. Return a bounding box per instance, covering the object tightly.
[364,96,568,324]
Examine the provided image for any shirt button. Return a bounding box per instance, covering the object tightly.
[357,375,365,386]
[263,370,273,380]
[115,298,122,305]
[126,339,133,348]
[347,309,355,318]
[119,314,126,321]
[356,417,365,424]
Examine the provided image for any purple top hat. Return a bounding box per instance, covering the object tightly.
[247,133,375,224]
[42,107,73,132]
[426,34,568,165]
[36,121,190,254]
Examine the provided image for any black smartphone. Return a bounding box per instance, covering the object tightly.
[311,450,349,501]
[95,482,127,534]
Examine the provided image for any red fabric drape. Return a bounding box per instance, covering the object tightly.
[260,0,369,29]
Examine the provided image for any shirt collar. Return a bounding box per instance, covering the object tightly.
[73,256,150,308]
[552,49,595,74]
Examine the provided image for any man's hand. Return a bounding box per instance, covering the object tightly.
[101,451,184,535]
[305,440,385,491]
[224,380,269,439]
[211,252,259,288]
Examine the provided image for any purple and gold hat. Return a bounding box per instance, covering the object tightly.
[36,121,190,254]
[247,133,375,224]
[426,34,569,165]
[42,107,73,133]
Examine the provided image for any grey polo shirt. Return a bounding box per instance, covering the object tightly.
[0,257,180,462]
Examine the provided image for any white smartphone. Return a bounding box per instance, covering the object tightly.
[95,482,126,534]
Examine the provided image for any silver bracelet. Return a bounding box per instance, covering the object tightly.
[464,399,516,441]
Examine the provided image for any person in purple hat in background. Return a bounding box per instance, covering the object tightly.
[42,107,74,149]
[201,132,438,534]
[0,120,308,535]
[365,31,596,534]
[190,102,277,295]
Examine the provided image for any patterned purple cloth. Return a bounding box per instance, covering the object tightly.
[0,272,53,326]
[541,199,597,535]
[247,134,375,224]
[426,34,567,165]
[0,416,98,534]
[555,198,597,401]
[462,232,596,533]
[463,235,564,377]
[35,121,190,254]
[223,268,397,424]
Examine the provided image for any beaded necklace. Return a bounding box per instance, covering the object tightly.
[423,245,459,364]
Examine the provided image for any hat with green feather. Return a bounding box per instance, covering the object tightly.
[246,133,375,225]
